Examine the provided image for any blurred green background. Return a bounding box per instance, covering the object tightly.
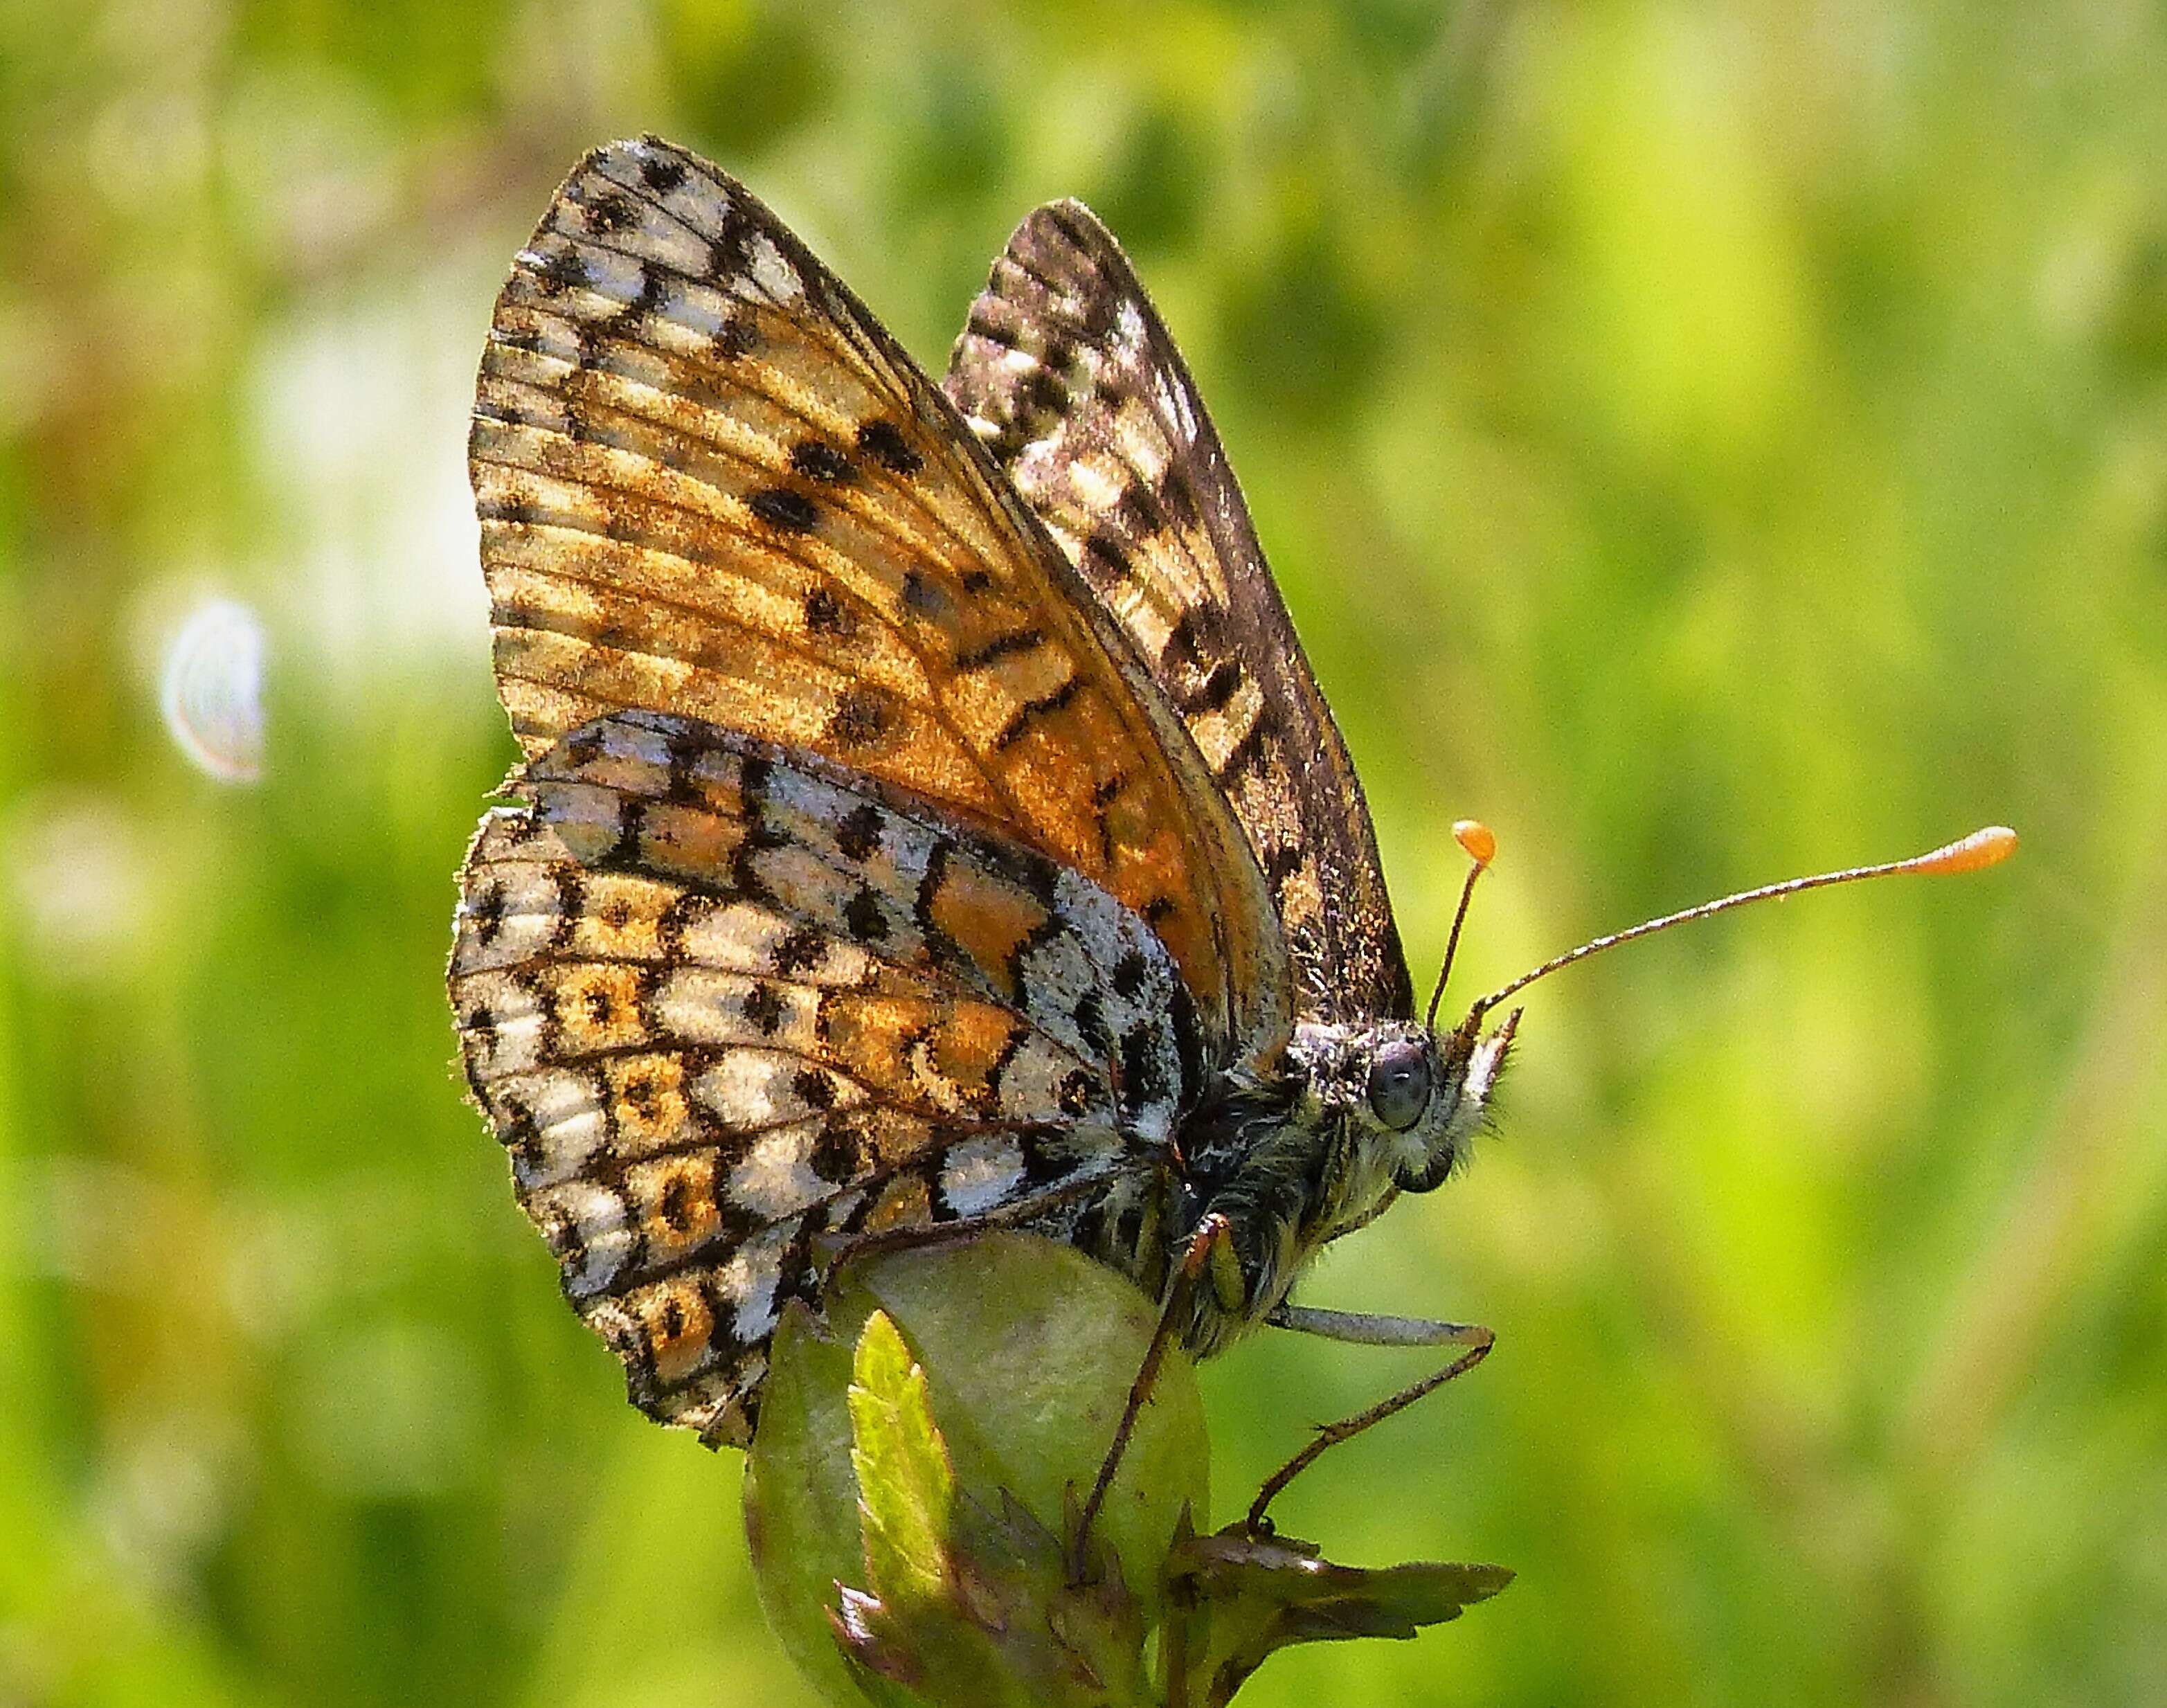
[3,1,2162,1704]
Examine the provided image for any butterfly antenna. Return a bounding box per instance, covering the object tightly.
[1425,820,1498,1031]
[1462,825,2017,1030]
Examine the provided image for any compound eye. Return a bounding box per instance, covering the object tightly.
[1366,1039,1432,1131]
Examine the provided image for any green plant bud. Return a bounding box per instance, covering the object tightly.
[742,1233,1208,1708]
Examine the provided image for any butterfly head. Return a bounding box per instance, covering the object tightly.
[1360,1008,1519,1196]
[1284,1007,1518,1221]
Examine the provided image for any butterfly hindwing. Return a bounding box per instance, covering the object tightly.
[469,137,1291,1062]
[451,710,1200,1443]
[944,201,1413,1024]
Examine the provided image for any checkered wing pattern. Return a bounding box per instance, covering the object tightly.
[944,201,1413,1023]
[458,138,1315,1441]
[468,136,1290,1061]
[452,710,1201,1444]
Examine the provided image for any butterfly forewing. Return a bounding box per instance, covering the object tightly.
[944,201,1412,1023]
[451,710,1201,1442]
[469,136,1290,1059]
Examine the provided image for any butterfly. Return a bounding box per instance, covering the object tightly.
[449,135,1519,1451]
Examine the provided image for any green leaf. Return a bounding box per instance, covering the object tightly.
[746,1300,921,1708]
[849,1309,954,1608]
[1167,1522,1513,1706]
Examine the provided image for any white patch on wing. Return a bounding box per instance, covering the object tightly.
[745,839,848,920]
[576,192,706,281]
[649,967,741,1044]
[820,1187,867,1229]
[1154,366,1199,444]
[534,1180,636,1296]
[718,1222,792,1340]
[605,144,737,246]
[1185,678,1265,776]
[1111,581,1176,660]
[673,901,867,985]
[504,1068,609,1187]
[555,239,647,307]
[746,233,802,301]
[1014,928,1099,1032]
[1068,458,1124,509]
[537,780,633,860]
[693,1048,829,1124]
[939,1135,1027,1216]
[454,863,566,973]
[727,1121,831,1219]
[648,288,730,348]
[457,971,546,1072]
[991,1038,1081,1122]
[1111,404,1169,485]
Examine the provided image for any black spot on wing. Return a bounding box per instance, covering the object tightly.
[1183,660,1243,717]
[803,585,851,636]
[1072,989,1110,1054]
[914,838,954,937]
[991,676,1082,750]
[834,804,885,863]
[771,926,827,976]
[1115,483,1165,539]
[900,570,945,617]
[535,247,588,294]
[856,418,924,475]
[843,886,888,944]
[467,881,508,947]
[791,1068,838,1112]
[708,221,755,280]
[639,152,688,194]
[1260,838,1307,885]
[741,982,786,1036]
[1056,1069,1095,1117]
[656,1171,702,1235]
[979,1022,1029,1109]
[749,487,819,532]
[1081,529,1131,582]
[828,686,894,748]
[953,628,1045,672]
[791,438,858,483]
[586,190,638,233]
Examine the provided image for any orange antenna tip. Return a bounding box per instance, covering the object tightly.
[1464,822,2018,1020]
[1905,825,2017,877]
[1427,818,1499,1029]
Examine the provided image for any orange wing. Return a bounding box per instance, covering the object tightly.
[469,136,1289,1065]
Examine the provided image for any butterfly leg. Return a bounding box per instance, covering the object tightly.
[1072,1210,1233,1576]
[1242,1306,1494,1531]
